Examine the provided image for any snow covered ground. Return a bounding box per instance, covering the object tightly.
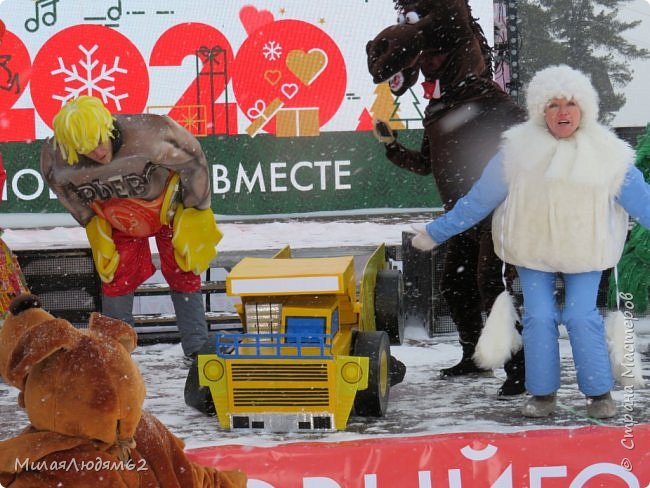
[142,325,650,450]
[1,323,648,450]
[1,216,649,450]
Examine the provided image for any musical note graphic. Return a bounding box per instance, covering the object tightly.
[24,0,59,32]
[107,0,122,22]
[0,55,21,94]
[82,0,122,26]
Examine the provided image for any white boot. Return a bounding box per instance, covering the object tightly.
[521,393,557,417]
[586,392,617,419]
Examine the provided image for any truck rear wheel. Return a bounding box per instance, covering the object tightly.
[375,269,405,345]
[353,330,390,417]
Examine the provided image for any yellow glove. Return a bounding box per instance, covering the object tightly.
[172,204,223,274]
[86,215,120,283]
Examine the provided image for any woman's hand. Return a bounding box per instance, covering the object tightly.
[411,224,437,251]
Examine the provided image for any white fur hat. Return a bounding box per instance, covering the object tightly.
[525,65,599,128]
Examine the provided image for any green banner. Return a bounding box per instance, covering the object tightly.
[0,130,441,217]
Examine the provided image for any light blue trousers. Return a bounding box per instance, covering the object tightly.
[516,267,613,397]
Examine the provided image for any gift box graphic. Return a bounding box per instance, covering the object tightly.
[245,98,284,137]
[275,107,320,137]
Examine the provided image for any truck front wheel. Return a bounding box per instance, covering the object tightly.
[353,330,390,417]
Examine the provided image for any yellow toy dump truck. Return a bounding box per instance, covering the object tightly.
[196,243,404,432]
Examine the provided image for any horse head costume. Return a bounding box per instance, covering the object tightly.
[367,0,526,395]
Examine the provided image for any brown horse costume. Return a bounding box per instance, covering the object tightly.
[366,0,526,394]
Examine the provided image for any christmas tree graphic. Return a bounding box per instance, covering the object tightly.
[369,83,405,130]
[389,87,424,129]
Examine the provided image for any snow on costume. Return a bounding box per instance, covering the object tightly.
[416,65,650,418]
[0,293,247,487]
[40,96,223,357]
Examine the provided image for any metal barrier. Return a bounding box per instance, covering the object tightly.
[14,249,101,327]
[13,248,241,341]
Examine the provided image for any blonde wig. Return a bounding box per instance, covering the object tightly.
[52,96,115,165]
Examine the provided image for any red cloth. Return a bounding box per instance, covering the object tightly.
[102,225,201,296]
[0,153,6,201]
[421,80,440,100]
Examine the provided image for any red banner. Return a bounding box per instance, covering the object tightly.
[186,425,650,487]
[0,152,5,199]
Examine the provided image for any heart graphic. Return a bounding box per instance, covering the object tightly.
[239,5,274,36]
[281,83,299,99]
[264,70,282,86]
[286,48,328,86]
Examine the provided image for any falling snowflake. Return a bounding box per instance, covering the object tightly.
[262,40,282,61]
[50,44,129,110]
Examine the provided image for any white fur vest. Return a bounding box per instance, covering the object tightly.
[492,121,634,273]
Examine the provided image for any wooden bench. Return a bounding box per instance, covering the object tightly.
[14,241,639,343]
[13,248,242,342]
[132,273,241,342]
[131,246,401,341]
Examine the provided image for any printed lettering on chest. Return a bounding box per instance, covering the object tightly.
[73,163,156,203]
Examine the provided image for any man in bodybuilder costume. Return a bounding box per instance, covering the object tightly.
[41,96,222,362]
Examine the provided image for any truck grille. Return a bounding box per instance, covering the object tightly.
[233,388,330,407]
[230,363,328,381]
[230,363,331,407]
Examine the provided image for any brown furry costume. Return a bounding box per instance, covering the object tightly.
[0,294,246,487]
[366,0,526,392]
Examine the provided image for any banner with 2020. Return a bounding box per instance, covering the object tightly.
[0,1,493,219]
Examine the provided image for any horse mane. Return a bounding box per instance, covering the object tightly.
[392,0,495,78]
[466,3,494,78]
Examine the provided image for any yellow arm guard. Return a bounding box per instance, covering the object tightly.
[171,205,223,274]
[85,215,120,283]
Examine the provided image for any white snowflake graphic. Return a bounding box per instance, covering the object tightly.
[51,44,129,110]
[262,40,283,61]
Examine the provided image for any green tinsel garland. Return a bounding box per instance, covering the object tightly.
[607,124,650,312]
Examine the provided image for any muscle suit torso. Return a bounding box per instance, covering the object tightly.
[40,114,211,236]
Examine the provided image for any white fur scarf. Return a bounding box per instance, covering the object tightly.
[605,310,646,387]
[501,121,632,194]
